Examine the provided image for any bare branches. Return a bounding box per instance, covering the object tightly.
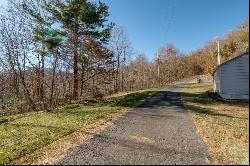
[0,1,248,117]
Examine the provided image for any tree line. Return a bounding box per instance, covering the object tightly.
[0,0,248,116]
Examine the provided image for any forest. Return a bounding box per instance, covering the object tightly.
[0,0,249,116]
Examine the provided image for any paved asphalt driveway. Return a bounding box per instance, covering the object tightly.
[57,86,212,165]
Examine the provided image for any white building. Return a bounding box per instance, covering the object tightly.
[213,51,249,100]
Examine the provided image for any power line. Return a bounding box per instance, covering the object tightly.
[161,0,176,41]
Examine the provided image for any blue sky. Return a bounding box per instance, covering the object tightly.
[0,0,249,61]
[103,0,249,60]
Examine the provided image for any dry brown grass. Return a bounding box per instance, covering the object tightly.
[181,83,249,165]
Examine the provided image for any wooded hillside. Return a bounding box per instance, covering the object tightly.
[0,0,248,116]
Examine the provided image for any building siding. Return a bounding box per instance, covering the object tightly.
[213,53,249,100]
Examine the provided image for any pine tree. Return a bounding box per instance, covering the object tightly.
[23,0,113,99]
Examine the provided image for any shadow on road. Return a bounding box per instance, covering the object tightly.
[137,91,183,108]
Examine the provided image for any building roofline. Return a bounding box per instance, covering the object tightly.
[212,51,249,76]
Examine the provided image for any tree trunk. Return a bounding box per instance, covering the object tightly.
[121,47,126,92]
[80,60,86,97]
[115,49,120,92]
[40,52,45,100]
[13,69,19,96]
[73,50,79,100]
[49,51,58,106]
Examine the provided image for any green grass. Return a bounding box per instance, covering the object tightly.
[0,89,160,165]
[101,88,159,107]
[181,83,249,165]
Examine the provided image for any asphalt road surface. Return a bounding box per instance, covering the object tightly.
[57,86,212,165]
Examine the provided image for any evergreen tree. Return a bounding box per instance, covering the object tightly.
[23,0,113,99]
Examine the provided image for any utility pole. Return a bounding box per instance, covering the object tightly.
[217,40,221,65]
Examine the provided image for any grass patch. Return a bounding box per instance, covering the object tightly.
[0,89,160,165]
[100,88,159,107]
[181,83,249,165]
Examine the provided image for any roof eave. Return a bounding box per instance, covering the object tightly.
[212,51,249,76]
